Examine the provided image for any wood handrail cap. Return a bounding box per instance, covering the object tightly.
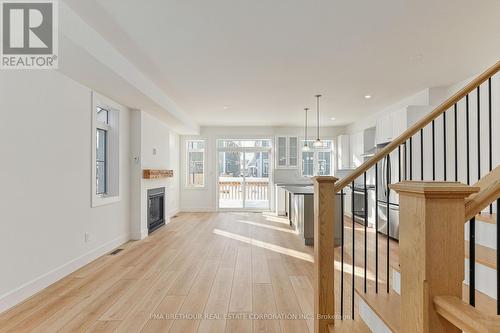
[313,176,338,183]
[390,181,479,198]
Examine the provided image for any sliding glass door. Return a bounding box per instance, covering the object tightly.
[218,151,244,209]
[218,140,271,210]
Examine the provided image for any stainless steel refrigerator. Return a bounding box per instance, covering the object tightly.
[377,149,400,240]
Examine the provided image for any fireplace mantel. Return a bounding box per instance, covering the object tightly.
[143,169,173,179]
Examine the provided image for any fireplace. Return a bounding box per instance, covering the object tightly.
[147,187,165,234]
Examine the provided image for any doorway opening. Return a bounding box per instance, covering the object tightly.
[217,139,272,210]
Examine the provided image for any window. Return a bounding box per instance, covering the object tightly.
[92,93,121,207]
[96,128,107,194]
[186,140,205,187]
[95,107,111,195]
[301,139,334,177]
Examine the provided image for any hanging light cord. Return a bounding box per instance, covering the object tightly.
[305,108,309,144]
[316,94,321,141]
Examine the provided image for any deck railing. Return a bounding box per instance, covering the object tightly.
[218,180,269,201]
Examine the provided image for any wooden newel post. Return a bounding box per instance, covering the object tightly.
[390,181,479,333]
[313,176,337,333]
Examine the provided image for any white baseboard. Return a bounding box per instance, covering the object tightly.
[0,233,129,314]
[180,207,216,212]
[168,208,180,217]
[130,229,148,240]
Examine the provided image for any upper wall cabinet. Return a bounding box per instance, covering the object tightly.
[375,114,393,145]
[337,134,351,170]
[276,136,299,169]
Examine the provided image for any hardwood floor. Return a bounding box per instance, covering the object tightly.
[0,212,317,333]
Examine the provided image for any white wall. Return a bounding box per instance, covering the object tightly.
[0,70,131,311]
[179,125,346,212]
[130,111,181,240]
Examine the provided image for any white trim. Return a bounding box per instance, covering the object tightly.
[298,138,335,177]
[91,92,123,207]
[215,137,273,211]
[129,229,148,241]
[0,233,129,314]
[185,139,207,189]
[180,207,217,212]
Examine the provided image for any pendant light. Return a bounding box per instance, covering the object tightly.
[313,94,323,147]
[303,108,310,151]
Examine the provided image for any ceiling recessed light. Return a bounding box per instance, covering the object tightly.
[223,106,229,110]
[330,117,336,121]
[364,95,372,99]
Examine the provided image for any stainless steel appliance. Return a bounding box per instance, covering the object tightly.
[377,149,400,240]
[352,185,367,225]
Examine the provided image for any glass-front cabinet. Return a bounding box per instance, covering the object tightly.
[275,136,298,169]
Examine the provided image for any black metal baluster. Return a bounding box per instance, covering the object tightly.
[477,86,481,183]
[364,172,368,293]
[375,163,379,293]
[489,79,493,214]
[386,156,390,293]
[469,217,476,306]
[409,137,413,180]
[454,104,458,182]
[351,180,355,318]
[340,189,345,319]
[466,95,470,185]
[420,128,424,180]
[398,146,401,182]
[443,112,447,181]
[404,142,407,180]
[432,120,436,180]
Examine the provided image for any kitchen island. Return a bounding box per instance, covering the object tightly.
[277,184,343,246]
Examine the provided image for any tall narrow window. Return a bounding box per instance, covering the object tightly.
[96,128,107,194]
[186,140,205,187]
[95,107,111,195]
[92,94,121,207]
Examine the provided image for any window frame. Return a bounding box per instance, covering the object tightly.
[300,139,335,177]
[185,139,206,188]
[91,92,122,207]
[95,126,109,195]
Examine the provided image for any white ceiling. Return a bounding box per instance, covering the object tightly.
[64,0,500,128]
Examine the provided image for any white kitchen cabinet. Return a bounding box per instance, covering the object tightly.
[337,135,351,170]
[350,132,364,167]
[375,114,393,145]
[344,187,352,217]
[276,136,299,168]
[288,137,298,167]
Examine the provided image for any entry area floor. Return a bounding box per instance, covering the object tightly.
[0,212,316,333]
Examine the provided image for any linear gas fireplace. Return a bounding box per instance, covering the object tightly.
[147,187,165,234]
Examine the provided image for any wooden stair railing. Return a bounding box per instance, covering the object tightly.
[334,61,500,192]
[465,165,500,221]
[314,61,500,333]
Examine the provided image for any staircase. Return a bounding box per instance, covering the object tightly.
[312,61,500,333]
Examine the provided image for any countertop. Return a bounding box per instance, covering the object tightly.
[278,184,345,195]
[280,185,314,195]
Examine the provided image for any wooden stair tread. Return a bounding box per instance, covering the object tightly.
[354,283,401,333]
[328,319,371,333]
[463,284,499,316]
[476,213,497,224]
[434,296,500,333]
[465,241,496,269]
